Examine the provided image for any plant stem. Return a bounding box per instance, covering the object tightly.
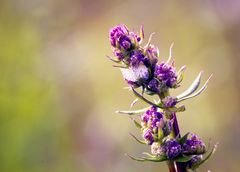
[167,161,176,172]
[172,113,188,172]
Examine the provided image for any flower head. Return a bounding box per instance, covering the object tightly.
[182,133,206,155]
[154,62,177,88]
[162,139,182,159]
[145,44,159,66]
[142,128,154,145]
[109,24,141,52]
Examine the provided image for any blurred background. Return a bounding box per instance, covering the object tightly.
[0,0,240,171]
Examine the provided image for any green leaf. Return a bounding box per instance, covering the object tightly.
[175,155,193,162]
[115,107,149,115]
[142,152,157,158]
[129,133,146,145]
[126,154,145,162]
[177,132,190,144]
[126,154,168,162]
[106,55,121,63]
[130,117,142,129]
[132,88,160,107]
[176,71,203,100]
[177,74,213,103]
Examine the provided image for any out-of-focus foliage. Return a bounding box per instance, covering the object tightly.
[0,0,240,172]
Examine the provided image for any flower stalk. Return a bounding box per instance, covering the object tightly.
[107,24,217,172]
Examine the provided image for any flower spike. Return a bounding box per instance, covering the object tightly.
[107,24,216,172]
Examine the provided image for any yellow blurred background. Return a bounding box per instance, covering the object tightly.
[0,0,240,171]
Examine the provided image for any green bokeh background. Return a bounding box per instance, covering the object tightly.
[0,0,240,171]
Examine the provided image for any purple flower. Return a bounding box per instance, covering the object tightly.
[162,139,182,159]
[109,24,141,51]
[162,96,177,108]
[154,62,177,88]
[145,44,159,66]
[109,24,129,47]
[129,50,149,67]
[141,106,163,126]
[148,78,160,93]
[182,134,206,155]
[143,128,154,145]
[186,155,203,169]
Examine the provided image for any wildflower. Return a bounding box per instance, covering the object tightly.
[162,139,182,159]
[182,133,206,155]
[154,62,178,88]
[142,128,154,145]
[109,24,141,52]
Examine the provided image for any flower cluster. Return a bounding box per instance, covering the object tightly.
[107,24,216,172]
[109,24,179,93]
[149,133,206,163]
[140,106,172,145]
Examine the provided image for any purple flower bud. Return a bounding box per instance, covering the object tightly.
[154,62,177,88]
[162,119,173,136]
[145,44,159,66]
[186,155,203,169]
[113,49,125,61]
[143,128,154,145]
[162,96,177,108]
[109,24,129,47]
[109,24,141,52]
[162,139,182,159]
[148,78,160,93]
[129,50,149,67]
[182,134,206,155]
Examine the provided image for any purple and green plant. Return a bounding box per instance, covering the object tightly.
[107,24,217,172]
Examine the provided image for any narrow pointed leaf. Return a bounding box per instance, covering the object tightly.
[115,107,149,115]
[106,55,120,63]
[142,156,168,162]
[177,132,190,144]
[132,88,161,107]
[166,42,174,64]
[177,74,213,102]
[130,117,142,129]
[177,65,186,84]
[130,98,139,108]
[142,152,157,158]
[126,154,145,162]
[140,25,144,41]
[144,32,155,48]
[113,65,128,68]
[129,133,146,144]
[176,71,203,100]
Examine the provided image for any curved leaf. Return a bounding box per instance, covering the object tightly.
[115,107,149,115]
[177,74,213,102]
[129,133,146,145]
[177,71,203,100]
[130,117,142,129]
